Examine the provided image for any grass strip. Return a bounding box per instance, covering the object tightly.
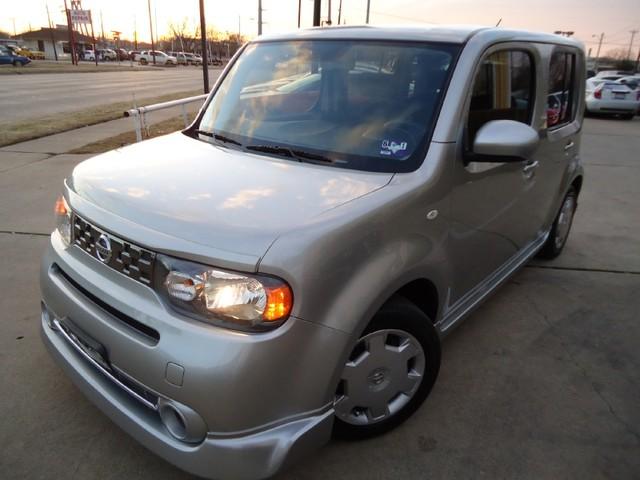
[0,90,200,147]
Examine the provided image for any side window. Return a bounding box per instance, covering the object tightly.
[547,51,576,128]
[467,50,533,146]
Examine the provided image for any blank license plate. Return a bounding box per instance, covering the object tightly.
[614,93,626,99]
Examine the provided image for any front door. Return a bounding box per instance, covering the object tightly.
[448,46,540,307]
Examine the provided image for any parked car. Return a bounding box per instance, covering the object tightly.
[585,78,639,118]
[209,57,223,66]
[616,75,640,91]
[82,50,96,62]
[41,26,585,480]
[129,50,142,61]
[172,52,188,65]
[98,48,117,61]
[0,45,31,66]
[138,50,176,65]
[7,44,44,60]
[183,52,202,65]
[115,48,129,61]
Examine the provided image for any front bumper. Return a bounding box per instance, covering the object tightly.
[40,232,350,479]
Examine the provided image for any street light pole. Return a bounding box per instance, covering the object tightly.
[627,30,638,60]
[199,0,209,93]
[298,0,302,28]
[258,0,263,35]
[366,0,371,24]
[313,0,321,26]
[147,0,155,64]
[592,32,604,71]
[338,0,343,25]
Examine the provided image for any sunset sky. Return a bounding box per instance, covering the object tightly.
[2,0,639,56]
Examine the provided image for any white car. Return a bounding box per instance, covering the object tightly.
[585,78,639,119]
[82,50,96,61]
[617,76,640,91]
[138,50,177,65]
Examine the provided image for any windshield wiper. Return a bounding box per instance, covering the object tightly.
[194,130,243,146]
[246,144,335,164]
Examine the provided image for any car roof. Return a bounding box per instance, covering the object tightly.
[254,24,583,48]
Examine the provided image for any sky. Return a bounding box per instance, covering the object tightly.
[2,0,639,56]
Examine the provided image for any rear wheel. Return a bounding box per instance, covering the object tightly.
[333,296,440,440]
[538,187,577,259]
[140,58,148,65]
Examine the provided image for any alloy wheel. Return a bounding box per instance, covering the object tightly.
[555,194,576,249]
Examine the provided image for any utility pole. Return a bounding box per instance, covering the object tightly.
[154,7,159,47]
[258,0,263,35]
[199,0,209,93]
[298,0,302,28]
[100,10,105,43]
[63,0,77,65]
[134,15,138,50]
[366,0,371,24]
[12,18,16,37]
[46,3,58,60]
[593,32,604,71]
[313,0,321,26]
[338,0,343,25]
[627,30,638,60]
[147,0,155,64]
[327,0,332,25]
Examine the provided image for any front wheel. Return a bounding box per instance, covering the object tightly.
[538,187,577,259]
[333,296,441,440]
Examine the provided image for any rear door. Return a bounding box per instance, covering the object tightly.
[534,48,582,231]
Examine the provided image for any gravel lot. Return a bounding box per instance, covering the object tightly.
[0,117,638,479]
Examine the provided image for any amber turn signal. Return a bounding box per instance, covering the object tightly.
[264,284,293,321]
[54,195,68,216]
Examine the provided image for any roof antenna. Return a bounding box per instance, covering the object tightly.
[495,18,502,27]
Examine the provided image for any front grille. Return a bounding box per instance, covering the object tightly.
[56,265,160,344]
[73,215,155,286]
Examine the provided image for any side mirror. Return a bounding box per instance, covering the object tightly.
[472,120,539,161]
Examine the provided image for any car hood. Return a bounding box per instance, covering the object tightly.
[70,132,392,261]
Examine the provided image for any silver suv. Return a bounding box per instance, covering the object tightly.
[41,26,584,479]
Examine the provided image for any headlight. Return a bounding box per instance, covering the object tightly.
[54,195,72,246]
[155,255,293,332]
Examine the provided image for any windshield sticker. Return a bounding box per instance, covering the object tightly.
[380,139,409,158]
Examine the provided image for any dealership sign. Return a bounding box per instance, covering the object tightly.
[70,9,91,25]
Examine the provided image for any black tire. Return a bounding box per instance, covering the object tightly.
[12,60,22,67]
[538,187,578,259]
[140,58,148,65]
[333,296,441,440]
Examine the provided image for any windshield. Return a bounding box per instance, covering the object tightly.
[196,40,459,172]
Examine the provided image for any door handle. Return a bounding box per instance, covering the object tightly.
[564,141,575,151]
[523,160,539,173]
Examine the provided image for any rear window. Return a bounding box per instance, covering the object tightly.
[547,51,577,128]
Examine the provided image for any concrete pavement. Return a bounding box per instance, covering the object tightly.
[0,67,220,122]
[0,118,638,479]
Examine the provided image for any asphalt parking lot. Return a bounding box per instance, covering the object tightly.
[0,117,638,479]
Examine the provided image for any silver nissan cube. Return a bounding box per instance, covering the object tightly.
[41,25,585,479]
